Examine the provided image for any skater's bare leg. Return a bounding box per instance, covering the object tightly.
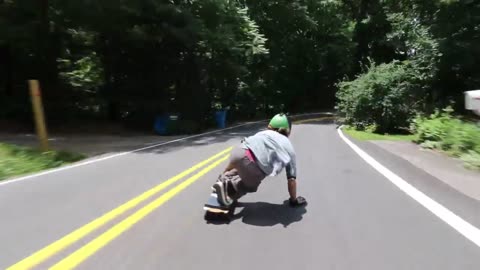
[223,161,235,173]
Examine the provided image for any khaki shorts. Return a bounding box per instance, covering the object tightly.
[218,145,267,199]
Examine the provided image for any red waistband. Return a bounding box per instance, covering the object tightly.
[245,149,255,162]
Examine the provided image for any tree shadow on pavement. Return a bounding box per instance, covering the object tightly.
[134,123,266,156]
[231,200,307,228]
[135,114,335,156]
[293,117,337,127]
[0,114,335,157]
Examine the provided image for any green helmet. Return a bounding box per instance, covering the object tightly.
[268,113,291,130]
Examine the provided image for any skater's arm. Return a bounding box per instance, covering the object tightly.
[286,159,297,201]
[285,147,297,181]
[287,178,297,200]
[288,178,307,207]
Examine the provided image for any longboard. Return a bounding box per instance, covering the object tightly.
[204,192,235,222]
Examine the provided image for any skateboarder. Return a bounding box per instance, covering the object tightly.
[212,113,307,208]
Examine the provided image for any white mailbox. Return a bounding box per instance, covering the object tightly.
[465,90,480,116]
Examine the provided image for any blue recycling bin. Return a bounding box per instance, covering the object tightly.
[215,110,227,129]
[154,115,169,135]
[154,114,180,135]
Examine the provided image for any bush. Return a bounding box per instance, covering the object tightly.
[461,151,480,170]
[412,108,453,146]
[336,60,426,133]
[411,107,480,170]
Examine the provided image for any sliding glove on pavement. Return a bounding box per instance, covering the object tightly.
[289,196,307,207]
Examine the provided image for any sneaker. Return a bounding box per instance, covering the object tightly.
[211,174,223,193]
[212,181,232,206]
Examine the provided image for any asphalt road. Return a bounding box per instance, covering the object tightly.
[1,117,479,270]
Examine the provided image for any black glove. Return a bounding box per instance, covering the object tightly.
[289,196,307,207]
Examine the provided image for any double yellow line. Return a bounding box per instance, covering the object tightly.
[8,147,232,270]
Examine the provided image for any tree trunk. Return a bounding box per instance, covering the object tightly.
[352,0,370,72]
[99,36,119,122]
[0,44,13,96]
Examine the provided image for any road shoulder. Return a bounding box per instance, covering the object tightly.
[342,131,480,230]
[371,140,480,201]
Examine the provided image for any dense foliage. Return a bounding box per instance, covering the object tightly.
[1,0,479,132]
[337,0,479,132]
[412,107,480,170]
[337,60,427,133]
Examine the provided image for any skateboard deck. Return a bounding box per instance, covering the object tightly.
[204,192,235,222]
[204,192,230,213]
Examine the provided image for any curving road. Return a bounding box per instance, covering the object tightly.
[1,115,479,270]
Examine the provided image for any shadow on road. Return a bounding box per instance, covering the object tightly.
[136,124,263,155]
[134,113,336,156]
[294,117,338,127]
[233,201,307,228]
[0,113,336,157]
[204,200,307,227]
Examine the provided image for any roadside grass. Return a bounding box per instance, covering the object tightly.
[343,107,480,171]
[343,127,415,141]
[0,143,85,181]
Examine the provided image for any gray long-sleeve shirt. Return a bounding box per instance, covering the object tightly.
[242,130,297,179]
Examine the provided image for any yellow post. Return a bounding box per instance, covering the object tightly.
[29,80,49,151]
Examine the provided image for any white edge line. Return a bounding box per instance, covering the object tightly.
[337,126,480,248]
[0,112,328,187]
